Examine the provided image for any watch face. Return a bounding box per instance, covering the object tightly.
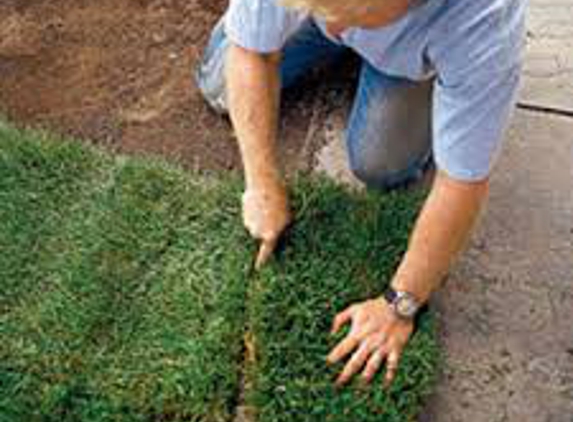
[396,294,418,318]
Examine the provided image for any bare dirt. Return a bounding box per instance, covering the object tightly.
[0,0,352,175]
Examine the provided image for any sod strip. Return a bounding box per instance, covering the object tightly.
[0,125,249,422]
[0,122,115,313]
[247,181,440,422]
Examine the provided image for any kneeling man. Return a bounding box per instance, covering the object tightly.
[195,0,525,388]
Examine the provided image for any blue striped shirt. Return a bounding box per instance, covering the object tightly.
[224,0,527,180]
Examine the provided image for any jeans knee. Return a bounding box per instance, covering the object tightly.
[194,20,229,114]
[349,153,390,188]
[348,147,430,191]
[194,60,228,114]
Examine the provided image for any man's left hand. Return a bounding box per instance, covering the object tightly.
[327,298,414,388]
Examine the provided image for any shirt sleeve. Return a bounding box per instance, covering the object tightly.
[224,0,307,53]
[429,0,526,181]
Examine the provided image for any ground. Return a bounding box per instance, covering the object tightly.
[1,0,572,421]
[0,0,344,174]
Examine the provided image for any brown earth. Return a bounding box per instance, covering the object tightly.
[0,0,356,175]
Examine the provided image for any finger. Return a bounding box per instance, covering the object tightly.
[255,237,278,270]
[331,306,354,334]
[336,341,372,386]
[383,350,401,389]
[327,333,359,365]
[362,347,388,384]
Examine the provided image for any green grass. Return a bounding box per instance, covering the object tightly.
[0,120,439,422]
[248,183,439,422]
[0,121,250,422]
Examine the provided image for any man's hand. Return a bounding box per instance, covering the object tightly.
[242,183,291,270]
[327,298,414,388]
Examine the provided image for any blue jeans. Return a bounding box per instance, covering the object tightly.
[195,18,433,190]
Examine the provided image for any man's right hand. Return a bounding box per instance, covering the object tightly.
[242,183,291,270]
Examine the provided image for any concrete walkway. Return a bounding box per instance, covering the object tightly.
[312,1,573,420]
[521,0,573,113]
[421,109,573,422]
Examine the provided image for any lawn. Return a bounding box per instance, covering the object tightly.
[0,120,439,422]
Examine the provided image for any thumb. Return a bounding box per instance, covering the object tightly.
[255,236,278,270]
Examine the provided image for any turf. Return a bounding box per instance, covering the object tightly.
[248,184,439,422]
[0,121,250,422]
[0,120,439,422]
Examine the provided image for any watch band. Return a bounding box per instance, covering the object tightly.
[383,288,398,304]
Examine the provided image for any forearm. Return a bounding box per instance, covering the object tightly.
[225,43,283,189]
[391,171,489,303]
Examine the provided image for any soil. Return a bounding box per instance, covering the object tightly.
[0,0,355,175]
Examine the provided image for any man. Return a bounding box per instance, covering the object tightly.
[195,0,526,388]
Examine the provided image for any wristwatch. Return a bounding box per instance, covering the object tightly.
[383,287,422,320]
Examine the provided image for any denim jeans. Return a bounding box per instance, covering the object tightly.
[195,18,433,190]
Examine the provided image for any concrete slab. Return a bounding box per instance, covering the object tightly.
[521,0,573,112]
[420,109,573,422]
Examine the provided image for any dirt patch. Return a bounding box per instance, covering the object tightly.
[0,0,356,175]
